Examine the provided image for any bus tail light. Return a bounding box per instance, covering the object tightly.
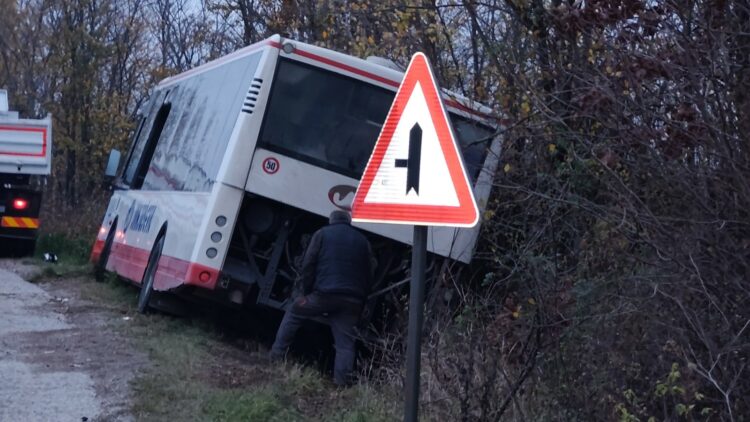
[185,263,219,289]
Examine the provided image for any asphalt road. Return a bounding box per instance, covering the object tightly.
[0,264,135,421]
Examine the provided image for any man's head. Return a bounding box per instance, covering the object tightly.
[329,210,351,225]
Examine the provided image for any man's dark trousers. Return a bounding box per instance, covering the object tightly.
[271,292,363,386]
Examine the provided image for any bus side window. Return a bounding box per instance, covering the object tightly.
[120,116,146,181]
[450,116,494,183]
[126,103,172,190]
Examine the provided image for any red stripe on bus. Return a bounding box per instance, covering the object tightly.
[108,241,219,291]
[0,126,47,157]
[443,99,497,122]
[269,41,401,89]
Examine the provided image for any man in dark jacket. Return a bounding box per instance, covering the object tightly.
[270,210,374,386]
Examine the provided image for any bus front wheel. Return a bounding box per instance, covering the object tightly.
[137,235,164,314]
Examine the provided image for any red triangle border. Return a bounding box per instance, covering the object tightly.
[351,53,478,227]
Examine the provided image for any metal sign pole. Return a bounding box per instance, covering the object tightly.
[404,225,428,422]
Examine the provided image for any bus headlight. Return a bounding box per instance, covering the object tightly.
[215,215,227,226]
[210,232,222,242]
[206,248,217,258]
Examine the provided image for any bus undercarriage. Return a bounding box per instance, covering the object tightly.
[191,192,446,336]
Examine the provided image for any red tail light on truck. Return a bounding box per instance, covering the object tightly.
[12,198,28,210]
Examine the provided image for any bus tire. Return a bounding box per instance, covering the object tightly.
[95,222,117,282]
[137,235,164,314]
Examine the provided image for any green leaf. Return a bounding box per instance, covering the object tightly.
[675,403,687,416]
[655,383,668,397]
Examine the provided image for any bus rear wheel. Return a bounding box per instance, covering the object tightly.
[137,236,164,314]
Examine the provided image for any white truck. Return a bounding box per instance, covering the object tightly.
[91,35,502,318]
[0,90,52,255]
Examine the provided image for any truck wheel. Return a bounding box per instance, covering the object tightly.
[95,224,117,282]
[137,235,164,314]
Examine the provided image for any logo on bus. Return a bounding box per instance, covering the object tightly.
[123,201,157,234]
[262,157,280,174]
[328,185,357,211]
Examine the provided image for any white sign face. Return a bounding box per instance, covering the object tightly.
[363,82,459,207]
[352,52,478,227]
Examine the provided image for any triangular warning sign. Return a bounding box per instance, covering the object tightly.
[352,53,478,227]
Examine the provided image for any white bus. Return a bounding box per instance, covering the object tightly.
[91,35,502,314]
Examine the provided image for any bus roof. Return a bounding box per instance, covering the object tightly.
[157,35,500,126]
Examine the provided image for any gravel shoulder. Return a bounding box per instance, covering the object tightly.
[0,259,147,421]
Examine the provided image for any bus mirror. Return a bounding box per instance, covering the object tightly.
[105,149,121,178]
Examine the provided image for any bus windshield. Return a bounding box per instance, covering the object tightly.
[258,59,494,182]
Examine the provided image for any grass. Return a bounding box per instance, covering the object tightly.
[123,305,399,421]
[88,278,396,421]
[328,385,398,422]
[128,317,221,421]
[28,233,93,281]
[30,261,91,280]
[203,389,300,422]
[35,233,92,264]
[124,315,398,421]
[78,272,137,307]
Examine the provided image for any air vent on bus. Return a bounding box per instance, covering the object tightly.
[241,78,263,114]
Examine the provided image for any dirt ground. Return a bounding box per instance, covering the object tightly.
[0,258,147,421]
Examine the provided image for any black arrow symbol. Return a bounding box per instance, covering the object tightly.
[395,123,422,195]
